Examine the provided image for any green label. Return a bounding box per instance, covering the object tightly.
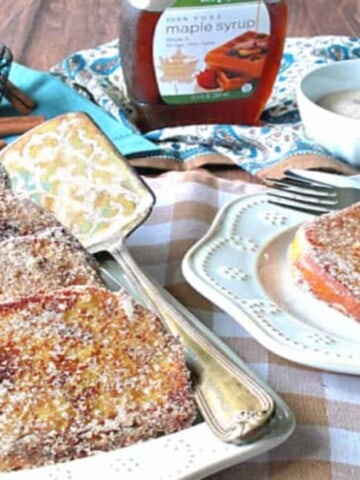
[153,0,270,105]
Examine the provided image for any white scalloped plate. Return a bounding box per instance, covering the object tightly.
[182,192,360,375]
[0,255,294,480]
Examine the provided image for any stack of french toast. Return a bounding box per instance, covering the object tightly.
[0,164,196,472]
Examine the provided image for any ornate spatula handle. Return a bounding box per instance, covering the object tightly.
[109,243,274,444]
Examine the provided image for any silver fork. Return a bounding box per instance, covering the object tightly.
[265,170,360,215]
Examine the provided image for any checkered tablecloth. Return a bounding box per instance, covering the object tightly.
[127,170,360,480]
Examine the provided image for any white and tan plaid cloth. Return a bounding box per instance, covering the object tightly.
[127,170,360,480]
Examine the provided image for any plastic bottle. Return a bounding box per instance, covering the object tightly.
[120,0,287,131]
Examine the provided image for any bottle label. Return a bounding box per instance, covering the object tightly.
[153,0,270,105]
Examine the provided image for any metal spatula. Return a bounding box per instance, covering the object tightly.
[0,112,276,443]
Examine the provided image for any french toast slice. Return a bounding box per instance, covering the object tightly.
[0,227,103,303]
[0,190,61,241]
[288,202,360,320]
[0,286,196,472]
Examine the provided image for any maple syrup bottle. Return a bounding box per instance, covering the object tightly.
[120,0,287,132]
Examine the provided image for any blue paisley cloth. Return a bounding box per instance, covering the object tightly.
[51,36,360,174]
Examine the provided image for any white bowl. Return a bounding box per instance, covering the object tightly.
[296,58,360,166]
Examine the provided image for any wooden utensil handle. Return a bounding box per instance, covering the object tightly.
[110,244,274,444]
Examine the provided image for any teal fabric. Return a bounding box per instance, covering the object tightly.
[4,63,160,158]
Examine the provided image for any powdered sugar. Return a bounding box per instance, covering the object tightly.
[290,202,360,319]
[0,180,195,472]
[0,287,196,471]
[0,227,103,303]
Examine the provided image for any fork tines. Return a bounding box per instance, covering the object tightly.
[265,170,360,215]
[266,195,332,215]
[265,173,338,215]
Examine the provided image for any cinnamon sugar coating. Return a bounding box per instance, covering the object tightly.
[0,171,196,470]
[0,287,196,472]
[289,202,360,319]
[301,202,360,296]
[0,227,103,303]
[0,191,61,241]
[0,163,11,191]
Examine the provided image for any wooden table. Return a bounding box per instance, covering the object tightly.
[0,0,359,71]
